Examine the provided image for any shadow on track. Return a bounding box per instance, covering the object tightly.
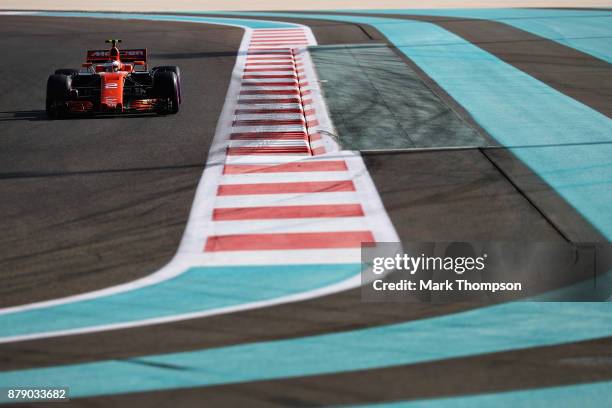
[0,110,47,122]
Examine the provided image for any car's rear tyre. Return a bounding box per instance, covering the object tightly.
[153,66,181,104]
[153,71,180,115]
[46,74,72,119]
[54,68,79,77]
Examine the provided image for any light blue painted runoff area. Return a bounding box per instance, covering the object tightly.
[0,264,360,338]
[349,380,612,408]
[0,302,610,399]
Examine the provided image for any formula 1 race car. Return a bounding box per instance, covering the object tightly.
[46,39,181,118]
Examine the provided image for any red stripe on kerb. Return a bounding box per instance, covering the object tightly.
[252,34,306,37]
[243,75,296,79]
[248,51,292,55]
[227,146,309,155]
[245,61,293,67]
[248,45,293,50]
[244,68,294,73]
[230,134,305,140]
[223,160,348,174]
[251,36,307,39]
[251,35,307,39]
[230,131,306,139]
[213,204,363,220]
[250,40,308,45]
[250,41,303,44]
[312,146,327,155]
[253,29,304,32]
[250,39,308,42]
[249,47,296,49]
[237,98,301,104]
[248,49,292,52]
[252,32,305,36]
[240,90,299,96]
[250,43,308,47]
[252,34,307,38]
[246,57,293,61]
[249,48,294,52]
[304,109,315,116]
[310,133,322,141]
[232,119,304,126]
[204,231,375,251]
[217,180,355,195]
[241,82,297,87]
[234,108,302,114]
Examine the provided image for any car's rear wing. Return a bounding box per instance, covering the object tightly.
[86,49,147,63]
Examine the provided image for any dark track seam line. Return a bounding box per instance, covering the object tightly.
[360,139,612,154]
[122,358,189,371]
[363,144,598,244]
[0,163,206,180]
[478,147,573,243]
[356,23,375,40]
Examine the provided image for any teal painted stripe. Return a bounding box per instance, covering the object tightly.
[345,8,612,63]
[204,12,612,240]
[348,381,612,408]
[27,11,298,29]
[0,302,610,399]
[0,264,360,337]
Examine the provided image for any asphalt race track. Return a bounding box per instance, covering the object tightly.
[0,9,611,407]
[0,16,242,306]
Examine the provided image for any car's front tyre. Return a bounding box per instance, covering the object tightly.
[153,66,181,103]
[46,74,72,119]
[153,71,180,115]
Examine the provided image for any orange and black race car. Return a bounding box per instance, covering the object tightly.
[46,39,181,118]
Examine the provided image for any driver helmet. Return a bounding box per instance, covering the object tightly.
[106,60,120,72]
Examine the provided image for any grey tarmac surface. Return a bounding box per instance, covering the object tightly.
[1,12,610,407]
[0,16,242,307]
